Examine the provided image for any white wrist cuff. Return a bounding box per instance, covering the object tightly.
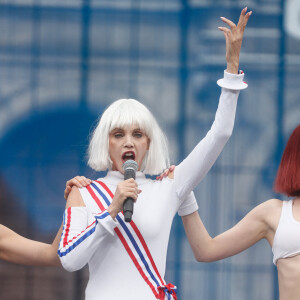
[217,70,248,90]
[94,210,118,236]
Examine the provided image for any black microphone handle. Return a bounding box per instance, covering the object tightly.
[123,167,136,222]
[123,197,134,222]
[124,168,136,180]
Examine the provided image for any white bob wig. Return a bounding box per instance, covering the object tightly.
[88,99,170,175]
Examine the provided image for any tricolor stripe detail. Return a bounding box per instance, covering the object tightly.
[93,181,163,285]
[114,227,159,297]
[86,180,177,300]
[97,180,163,283]
[63,207,72,247]
[94,182,162,281]
[58,209,109,258]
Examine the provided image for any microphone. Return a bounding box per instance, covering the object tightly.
[122,160,138,222]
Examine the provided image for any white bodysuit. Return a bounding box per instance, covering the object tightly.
[58,71,246,300]
[272,200,300,264]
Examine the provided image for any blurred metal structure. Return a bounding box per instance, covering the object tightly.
[0,0,299,299]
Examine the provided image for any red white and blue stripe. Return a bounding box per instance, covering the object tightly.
[58,207,109,258]
[58,180,177,299]
[87,180,178,300]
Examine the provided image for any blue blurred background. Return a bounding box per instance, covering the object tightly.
[0,0,299,299]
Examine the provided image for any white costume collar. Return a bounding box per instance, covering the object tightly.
[99,171,149,186]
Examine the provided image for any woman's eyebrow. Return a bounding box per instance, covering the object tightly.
[111,128,124,132]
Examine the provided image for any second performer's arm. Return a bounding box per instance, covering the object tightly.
[0,224,61,266]
[182,200,275,262]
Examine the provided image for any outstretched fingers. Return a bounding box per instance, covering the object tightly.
[237,7,252,32]
[218,26,231,35]
[220,16,236,31]
[218,7,252,74]
[218,7,253,41]
[220,7,252,34]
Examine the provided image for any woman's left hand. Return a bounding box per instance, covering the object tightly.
[219,7,252,74]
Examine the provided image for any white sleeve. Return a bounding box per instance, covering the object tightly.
[178,191,198,216]
[174,71,246,200]
[58,207,117,272]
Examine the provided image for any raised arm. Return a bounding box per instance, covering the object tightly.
[182,200,277,262]
[174,8,251,199]
[0,224,62,266]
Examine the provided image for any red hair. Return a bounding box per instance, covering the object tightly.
[274,124,300,197]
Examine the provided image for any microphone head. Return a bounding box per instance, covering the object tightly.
[122,160,138,172]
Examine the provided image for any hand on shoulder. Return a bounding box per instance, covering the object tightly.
[64,176,92,200]
[156,165,176,180]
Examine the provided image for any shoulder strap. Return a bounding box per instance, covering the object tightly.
[282,200,291,219]
[85,180,177,300]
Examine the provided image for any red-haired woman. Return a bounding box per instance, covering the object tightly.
[182,124,300,300]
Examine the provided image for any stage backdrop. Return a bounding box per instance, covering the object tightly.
[0,0,299,299]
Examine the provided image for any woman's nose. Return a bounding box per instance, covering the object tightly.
[124,136,133,147]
